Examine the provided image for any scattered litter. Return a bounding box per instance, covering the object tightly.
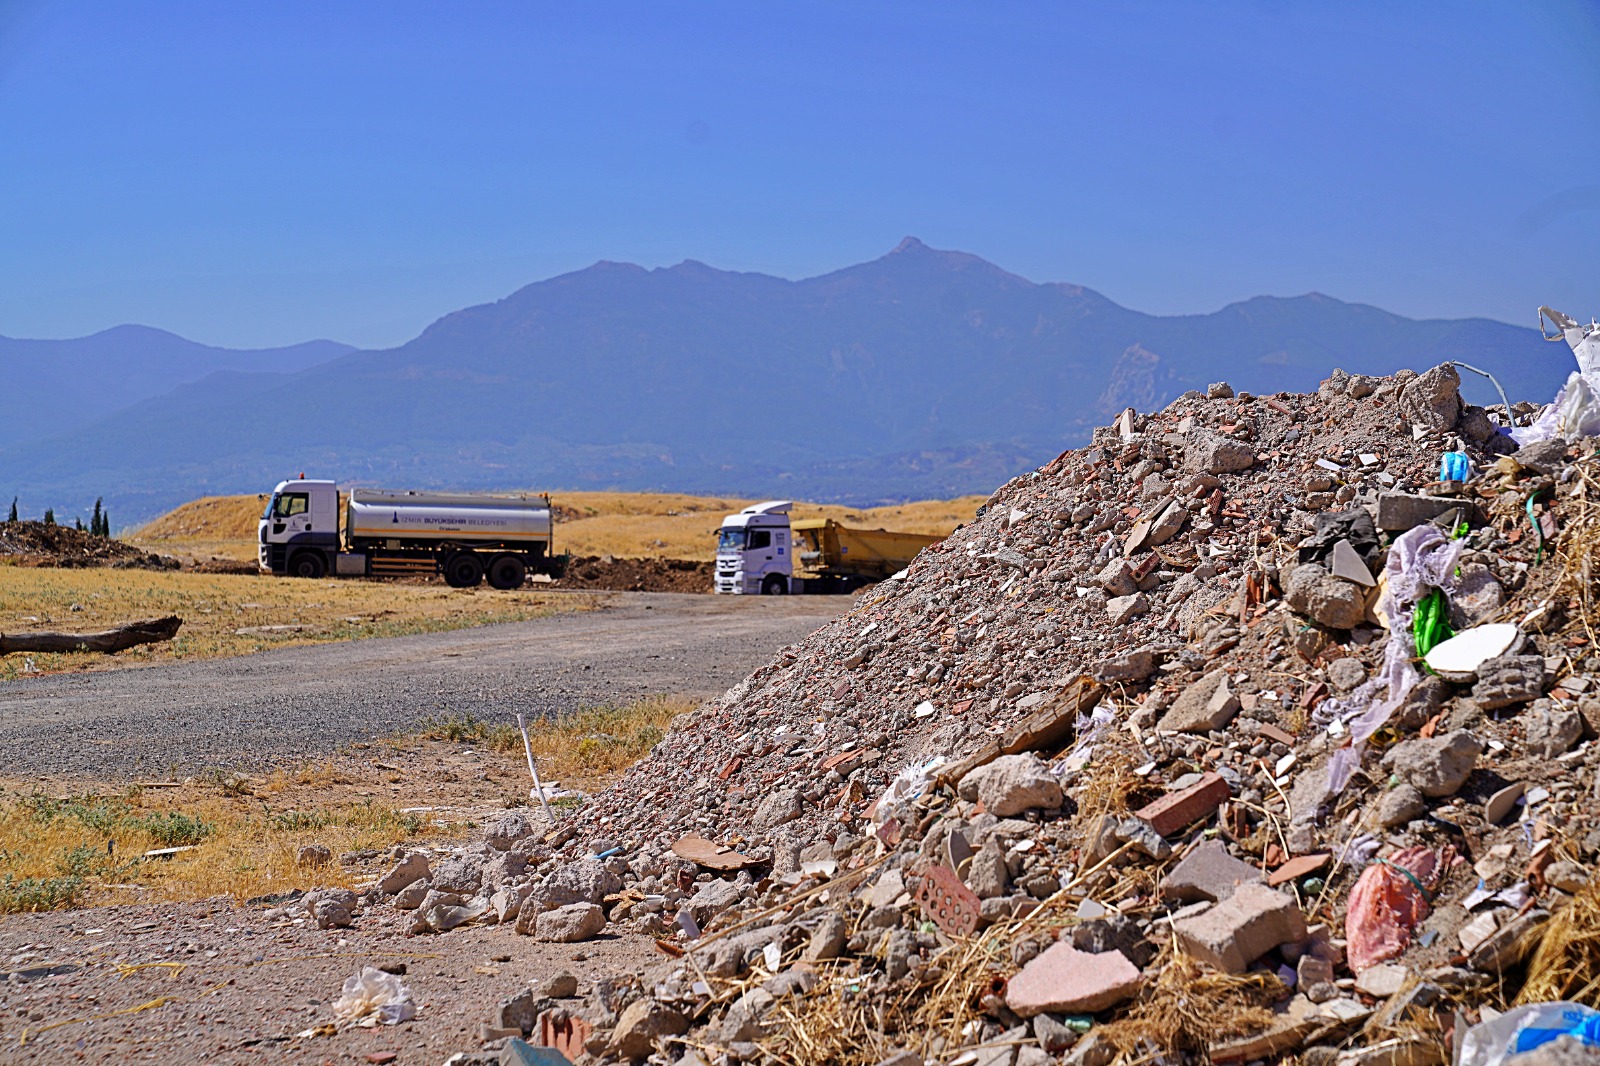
[331,966,417,1027]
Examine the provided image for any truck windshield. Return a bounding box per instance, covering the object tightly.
[263,494,278,520]
[717,528,747,551]
[273,493,309,518]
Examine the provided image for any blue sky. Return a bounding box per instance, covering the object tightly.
[1,1,1597,349]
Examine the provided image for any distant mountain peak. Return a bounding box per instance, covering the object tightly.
[890,236,929,254]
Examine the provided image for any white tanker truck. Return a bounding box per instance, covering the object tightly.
[258,477,555,589]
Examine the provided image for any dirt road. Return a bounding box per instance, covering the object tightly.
[0,591,846,779]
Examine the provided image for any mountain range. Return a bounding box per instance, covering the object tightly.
[0,238,1569,527]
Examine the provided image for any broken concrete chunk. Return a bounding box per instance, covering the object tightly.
[378,851,431,895]
[1382,731,1482,798]
[1284,563,1367,629]
[1376,784,1427,828]
[1105,592,1150,625]
[1098,559,1138,597]
[535,903,606,943]
[1157,670,1240,733]
[1472,655,1546,710]
[1161,840,1265,904]
[1004,941,1143,1016]
[1524,701,1584,757]
[1187,432,1258,475]
[1091,647,1156,683]
[962,754,1064,817]
[1326,657,1368,694]
[608,999,691,1060]
[1375,492,1469,533]
[1172,882,1308,973]
[753,787,806,830]
[1398,363,1462,434]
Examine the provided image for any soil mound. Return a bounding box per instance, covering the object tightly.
[553,554,714,594]
[0,521,177,570]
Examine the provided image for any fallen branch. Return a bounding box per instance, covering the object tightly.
[0,616,182,655]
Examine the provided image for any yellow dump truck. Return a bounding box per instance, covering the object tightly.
[714,501,943,594]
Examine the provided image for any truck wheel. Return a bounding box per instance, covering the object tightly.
[761,574,788,596]
[487,554,526,590]
[444,551,485,588]
[288,551,326,579]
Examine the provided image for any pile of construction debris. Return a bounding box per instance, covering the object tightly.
[313,363,1600,1066]
[0,520,177,570]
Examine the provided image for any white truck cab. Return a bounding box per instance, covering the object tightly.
[259,477,341,577]
[715,501,794,595]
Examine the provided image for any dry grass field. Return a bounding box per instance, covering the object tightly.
[0,695,690,911]
[0,566,591,679]
[133,490,985,563]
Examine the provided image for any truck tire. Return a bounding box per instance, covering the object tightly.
[761,574,788,596]
[288,551,327,579]
[443,551,485,589]
[487,553,526,590]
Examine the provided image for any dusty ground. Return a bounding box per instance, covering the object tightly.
[0,591,845,778]
[0,892,665,1064]
[0,567,592,680]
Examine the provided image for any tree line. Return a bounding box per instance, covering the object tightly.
[5,496,113,537]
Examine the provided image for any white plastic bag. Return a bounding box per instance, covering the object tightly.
[332,965,417,1027]
[1459,1002,1600,1066]
[872,755,946,825]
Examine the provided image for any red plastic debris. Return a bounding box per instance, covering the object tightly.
[1345,846,1443,972]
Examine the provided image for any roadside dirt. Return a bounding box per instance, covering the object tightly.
[0,591,846,778]
[550,555,713,594]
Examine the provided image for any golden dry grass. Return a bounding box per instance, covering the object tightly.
[133,491,985,562]
[0,566,593,678]
[0,695,691,911]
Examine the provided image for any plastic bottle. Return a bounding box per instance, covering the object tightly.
[1458,1003,1600,1066]
[1441,451,1471,483]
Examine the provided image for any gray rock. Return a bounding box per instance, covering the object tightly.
[482,810,537,851]
[1092,647,1155,683]
[1526,701,1585,758]
[962,754,1063,817]
[535,902,606,942]
[801,910,847,962]
[1512,438,1570,475]
[378,851,430,895]
[296,843,332,868]
[1326,657,1368,694]
[1393,675,1450,730]
[1208,381,1235,399]
[884,928,917,981]
[763,969,817,997]
[1284,563,1366,629]
[964,839,1012,899]
[431,852,486,894]
[496,988,542,1036]
[1398,363,1462,433]
[1187,432,1256,474]
[393,880,430,910]
[1383,731,1482,798]
[543,858,622,907]
[1034,1013,1079,1054]
[609,999,691,1060]
[309,887,358,929]
[686,878,743,923]
[1071,913,1155,968]
[1156,670,1239,733]
[1457,405,1497,444]
[1159,840,1264,905]
[753,788,805,830]
[1450,563,1505,627]
[1376,784,1427,828]
[1106,592,1150,625]
[544,971,580,998]
[1475,655,1546,710]
[1098,559,1137,597]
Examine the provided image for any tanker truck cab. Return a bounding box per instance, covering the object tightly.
[260,478,340,578]
[715,501,793,595]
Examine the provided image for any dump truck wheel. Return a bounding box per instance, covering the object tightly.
[288,551,326,579]
[487,553,526,590]
[444,551,485,589]
[761,574,788,596]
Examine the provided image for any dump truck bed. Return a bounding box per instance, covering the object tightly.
[790,518,942,581]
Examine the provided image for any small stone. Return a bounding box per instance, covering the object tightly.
[378,851,430,895]
[1382,731,1482,798]
[496,988,541,1036]
[801,911,847,962]
[1106,593,1150,625]
[1071,913,1155,968]
[1098,559,1137,597]
[962,754,1064,817]
[1091,647,1155,683]
[753,788,805,830]
[545,971,580,998]
[1172,882,1308,973]
[1474,655,1547,710]
[1161,840,1264,904]
[1157,671,1239,733]
[535,902,606,943]
[1398,363,1462,433]
[1188,432,1256,475]
[1524,702,1583,757]
[482,810,537,851]
[1546,861,1591,894]
[1353,963,1408,999]
[1208,382,1234,399]
[1004,941,1143,1016]
[296,843,332,868]
[1326,657,1368,694]
[1376,784,1427,828]
[1284,563,1366,629]
[964,839,1012,899]
[609,999,690,1060]
[1034,1013,1079,1054]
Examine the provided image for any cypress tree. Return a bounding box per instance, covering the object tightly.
[6,497,15,523]
[102,509,111,538]
[43,508,55,526]
[92,498,103,537]
[75,517,85,531]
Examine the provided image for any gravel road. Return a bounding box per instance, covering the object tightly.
[0,591,845,778]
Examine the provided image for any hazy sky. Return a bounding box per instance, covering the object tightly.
[2,1,1598,349]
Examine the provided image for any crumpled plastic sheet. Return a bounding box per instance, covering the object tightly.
[1513,370,1600,446]
[332,966,417,1027]
[1346,845,1443,973]
[1321,524,1464,794]
[1057,698,1118,774]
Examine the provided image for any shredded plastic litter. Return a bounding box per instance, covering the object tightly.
[1345,845,1443,973]
[873,756,947,826]
[1514,308,1600,446]
[331,966,417,1027]
[1323,524,1463,793]
[1459,1002,1600,1066]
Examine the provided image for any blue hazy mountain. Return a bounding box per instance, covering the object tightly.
[0,239,1566,526]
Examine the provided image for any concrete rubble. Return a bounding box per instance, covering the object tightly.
[296,365,1600,1064]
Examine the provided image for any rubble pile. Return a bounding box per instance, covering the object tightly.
[0,520,177,570]
[555,555,717,594]
[321,364,1600,1065]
